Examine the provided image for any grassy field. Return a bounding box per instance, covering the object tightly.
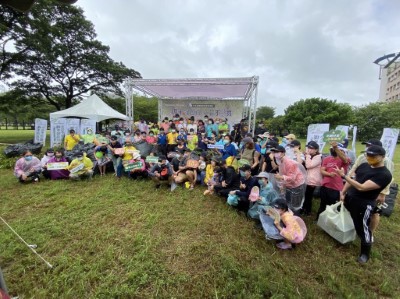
[0,129,40,144]
[0,131,400,298]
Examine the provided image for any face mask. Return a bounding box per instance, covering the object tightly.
[257,138,262,143]
[180,132,184,135]
[160,131,164,135]
[215,121,220,124]
[189,131,194,135]
[77,157,83,161]
[240,170,246,177]
[223,139,229,144]
[205,118,208,122]
[125,133,130,136]
[149,133,154,136]
[258,179,265,186]
[172,130,176,133]
[180,121,183,124]
[55,155,62,159]
[47,153,54,157]
[24,156,32,161]
[366,156,380,165]
[209,121,212,125]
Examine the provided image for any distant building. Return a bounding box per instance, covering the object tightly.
[374,52,400,102]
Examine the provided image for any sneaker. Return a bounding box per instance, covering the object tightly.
[276,242,292,250]
[170,182,178,191]
[357,254,369,264]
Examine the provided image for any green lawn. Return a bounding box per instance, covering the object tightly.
[0,129,40,144]
[0,135,399,298]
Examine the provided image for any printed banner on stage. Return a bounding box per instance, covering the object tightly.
[34,118,47,145]
[306,123,330,152]
[380,128,399,161]
[80,119,97,135]
[160,99,244,129]
[50,118,67,147]
[65,118,80,136]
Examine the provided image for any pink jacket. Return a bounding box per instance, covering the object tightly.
[305,154,322,186]
[14,157,41,177]
[280,158,305,189]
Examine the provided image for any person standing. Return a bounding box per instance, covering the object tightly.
[64,129,81,151]
[316,142,349,220]
[302,141,322,216]
[335,145,392,263]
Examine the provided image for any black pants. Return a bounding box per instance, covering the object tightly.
[345,196,373,245]
[167,144,176,153]
[303,185,316,214]
[316,186,340,219]
[129,171,148,180]
[42,169,51,179]
[157,144,167,156]
[19,170,41,182]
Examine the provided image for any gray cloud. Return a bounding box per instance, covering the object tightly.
[78,0,400,114]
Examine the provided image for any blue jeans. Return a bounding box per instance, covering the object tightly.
[260,213,284,240]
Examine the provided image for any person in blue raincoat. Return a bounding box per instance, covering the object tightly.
[248,172,279,220]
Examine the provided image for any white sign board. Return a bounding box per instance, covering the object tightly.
[50,118,67,147]
[47,162,69,170]
[160,99,244,128]
[80,119,97,135]
[34,118,47,145]
[351,126,357,154]
[306,123,330,152]
[380,128,399,161]
[65,118,80,136]
[207,144,224,150]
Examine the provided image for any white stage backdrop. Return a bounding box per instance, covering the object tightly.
[160,99,244,125]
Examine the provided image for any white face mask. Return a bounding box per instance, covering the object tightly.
[77,157,83,161]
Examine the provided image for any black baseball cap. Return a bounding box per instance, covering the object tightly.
[361,139,382,147]
[110,135,118,141]
[306,141,319,150]
[270,145,286,153]
[362,145,386,156]
[272,197,288,210]
[287,140,301,147]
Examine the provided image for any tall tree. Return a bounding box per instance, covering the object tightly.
[256,105,275,121]
[3,0,141,110]
[284,98,354,137]
[353,101,400,141]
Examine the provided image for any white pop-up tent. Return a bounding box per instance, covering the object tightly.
[50,94,128,122]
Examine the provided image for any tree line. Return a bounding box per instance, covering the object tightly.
[257,98,400,141]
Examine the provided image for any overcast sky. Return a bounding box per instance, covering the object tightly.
[78,0,400,115]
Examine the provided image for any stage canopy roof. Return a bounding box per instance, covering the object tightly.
[128,76,259,101]
[50,94,129,122]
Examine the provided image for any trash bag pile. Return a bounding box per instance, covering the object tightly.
[3,141,43,158]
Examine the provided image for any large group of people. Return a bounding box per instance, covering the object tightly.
[13,114,394,263]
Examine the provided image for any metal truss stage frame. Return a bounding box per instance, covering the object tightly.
[123,76,259,134]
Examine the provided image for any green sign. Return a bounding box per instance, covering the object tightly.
[124,161,144,171]
[322,130,346,142]
[145,156,159,163]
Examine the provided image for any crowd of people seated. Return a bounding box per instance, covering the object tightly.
[13,115,393,260]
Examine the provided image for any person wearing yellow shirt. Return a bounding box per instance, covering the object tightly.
[166,128,178,153]
[64,129,81,151]
[187,129,198,151]
[116,138,137,178]
[67,151,93,180]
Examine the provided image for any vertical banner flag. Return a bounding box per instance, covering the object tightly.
[50,118,67,147]
[380,128,399,161]
[335,125,349,138]
[65,118,80,136]
[306,123,330,152]
[351,126,357,154]
[80,119,97,135]
[34,118,47,145]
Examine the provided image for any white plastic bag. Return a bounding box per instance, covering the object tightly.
[317,202,356,244]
